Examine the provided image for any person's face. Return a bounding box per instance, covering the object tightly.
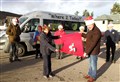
[80,28,84,32]
[44,28,49,34]
[108,26,113,30]
[12,18,18,25]
[38,27,42,32]
[58,28,63,31]
[87,24,94,31]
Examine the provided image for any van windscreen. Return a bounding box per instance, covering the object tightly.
[19,17,28,25]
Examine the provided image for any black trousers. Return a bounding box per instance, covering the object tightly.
[10,42,18,60]
[35,44,42,58]
[42,54,52,76]
[106,43,116,61]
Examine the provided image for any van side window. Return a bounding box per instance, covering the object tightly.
[22,18,39,32]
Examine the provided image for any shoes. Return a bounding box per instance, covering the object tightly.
[43,76,48,79]
[56,56,63,59]
[106,60,109,63]
[76,56,80,59]
[49,73,55,78]
[9,58,14,63]
[87,77,95,82]
[83,75,90,79]
[35,57,38,59]
[14,58,21,61]
[40,56,43,59]
[111,60,116,63]
[76,57,83,60]
[49,75,53,78]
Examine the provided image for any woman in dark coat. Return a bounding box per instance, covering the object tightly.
[40,26,58,78]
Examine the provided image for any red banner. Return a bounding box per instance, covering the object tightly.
[60,32,84,57]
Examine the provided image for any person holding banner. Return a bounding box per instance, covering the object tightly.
[82,16,101,82]
[40,25,58,79]
[54,25,66,59]
[76,26,86,60]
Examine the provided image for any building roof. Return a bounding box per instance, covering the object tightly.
[95,14,113,21]
[95,14,120,24]
[110,14,120,24]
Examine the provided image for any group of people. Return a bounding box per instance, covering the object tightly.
[6,16,119,82]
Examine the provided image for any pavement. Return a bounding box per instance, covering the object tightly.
[0,44,120,82]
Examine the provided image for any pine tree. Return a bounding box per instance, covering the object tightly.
[111,2,120,14]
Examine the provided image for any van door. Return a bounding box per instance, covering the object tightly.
[20,18,40,51]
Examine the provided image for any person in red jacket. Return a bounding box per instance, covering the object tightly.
[54,24,66,59]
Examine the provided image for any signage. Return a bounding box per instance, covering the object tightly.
[49,13,82,21]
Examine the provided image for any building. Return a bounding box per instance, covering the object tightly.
[94,14,120,32]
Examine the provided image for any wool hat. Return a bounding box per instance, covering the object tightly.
[58,25,63,29]
[84,16,94,26]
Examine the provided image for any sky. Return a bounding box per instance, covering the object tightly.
[0,0,120,18]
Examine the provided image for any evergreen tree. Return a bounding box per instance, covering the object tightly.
[83,10,90,17]
[111,2,120,14]
[74,11,79,16]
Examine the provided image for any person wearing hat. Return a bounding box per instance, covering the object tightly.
[6,17,21,62]
[54,24,66,59]
[40,26,58,78]
[82,16,101,82]
[103,23,119,63]
[76,26,86,60]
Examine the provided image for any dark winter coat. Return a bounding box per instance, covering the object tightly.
[103,29,119,44]
[40,32,56,56]
[82,24,101,55]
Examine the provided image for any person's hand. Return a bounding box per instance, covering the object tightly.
[103,43,106,45]
[60,35,62,37]
[83,53,88,57]
[55,49,59,52]
[116,43,118,46]
[33,42,36,45]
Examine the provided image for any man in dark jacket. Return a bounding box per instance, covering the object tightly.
[6,17,21,62]
[82,16,101,82]
[40,26,58,78]
[103,23,119,63]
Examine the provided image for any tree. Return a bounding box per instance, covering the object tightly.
[74,11,79,16]
[82,9,90,17]
[91,12,94,17]
[111,2,120,14]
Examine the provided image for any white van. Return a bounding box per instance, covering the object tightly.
[2,11,84,56]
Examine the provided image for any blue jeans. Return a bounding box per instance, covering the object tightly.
[88,55,98,79]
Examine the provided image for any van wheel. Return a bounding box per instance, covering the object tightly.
[17,44,26,57]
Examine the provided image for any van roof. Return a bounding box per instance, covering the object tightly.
[21,11,84,22]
